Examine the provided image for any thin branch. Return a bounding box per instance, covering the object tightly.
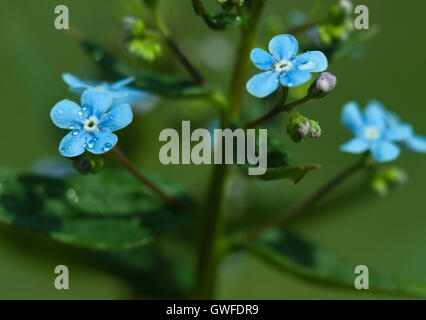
[245,94,312,128]
[245,154,370,242]
[110,148,176,204]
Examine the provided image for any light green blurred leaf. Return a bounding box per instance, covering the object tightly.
[0,169,193,250]
[247,228,426,296]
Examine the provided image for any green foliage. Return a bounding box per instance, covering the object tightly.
[0,169,193,250]
[78,39,210,98]
[95,247,192,298]
[247,228,426,297]
[191,0,245,30]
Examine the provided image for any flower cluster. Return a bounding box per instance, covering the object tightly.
[51,74,157,158]
[340,100,426,162]
[247,34,328,98]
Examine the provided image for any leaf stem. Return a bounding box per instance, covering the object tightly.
[245,154,371,241]
[110,148,176,204]
[229,0,266,118]
[245,92,312,128]
[151,8,206,86]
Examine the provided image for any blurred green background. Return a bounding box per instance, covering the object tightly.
[0,0,425,299]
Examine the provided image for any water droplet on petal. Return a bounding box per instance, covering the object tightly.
[102,142,112,152]
[72,129,80,136]
[58,109,64,114]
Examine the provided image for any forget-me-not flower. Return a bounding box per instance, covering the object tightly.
[62,73,158,114]
[381,107,426,154]
[340,100,413,162]
[51,89,133,157]
[246,34,328,98]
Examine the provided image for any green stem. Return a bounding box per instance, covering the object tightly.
[229,0,266,118]
[195,0,267,299]
[287,15,328,35]
[245,154,371,241]
[151,8,206,86]
[194,162,228,299]
[245,93,311,128]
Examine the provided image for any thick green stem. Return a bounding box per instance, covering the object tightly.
[195,163,228,299]
[229,0,266,118]
[194,0,266,299]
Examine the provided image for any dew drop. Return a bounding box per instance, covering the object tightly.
[58,109,64,114]
[102,142,112,152]
[72,129,80,136]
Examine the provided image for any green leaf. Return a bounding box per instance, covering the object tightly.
[77,39,210,98]
[233,125,320,183]
[95,247,192,298]
[0,169,193,249]
[247,228,426,296]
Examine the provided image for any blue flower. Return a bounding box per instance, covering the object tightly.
[51,89,133,157]
[62,73,158,114]
[340,100,413,162]
[246,34,328,98]
[380,104,426,154]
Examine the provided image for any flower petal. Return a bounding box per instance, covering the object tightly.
[86,130,118,155]
[371,140,400,162]
[111,88,159,114]
[364,101,386,129]
[268,34,298,61]
[62,73,90,88]
[280,70,311,87]
[81,89,113,118]
[59,131,88,158]
[246,71,280,98]
[384,124,413,142]
[250,49,275,70]
[100,104,133,132]
[405,134,426,153]
[341,101,364,135]
[293,51,328,72]
[339,137,369,154]
[109,77,135,90]
[51,99,84,129]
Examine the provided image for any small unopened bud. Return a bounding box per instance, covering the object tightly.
[72,156,104,175]
[122,16,145,36]
[127,38,162,61]
[309,72,337,99]
[287,112,311,143]
[339,0,353,16]
[384,167,407,186]
[372,177,388,197]
[308,120,322,139]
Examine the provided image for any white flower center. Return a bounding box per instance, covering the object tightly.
[274,59,293,73]
[83,116,99,132]
[364,126,380,140]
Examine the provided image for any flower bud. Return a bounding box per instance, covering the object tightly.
[122,16,145,37]
[72,156,104,175]
[384,167,407,186]
[309,72,337,99]
[371,177,388,197]
[308,120,322,139]
[287,113,311,143]
[127,38,162,62]
[339,0,353,16]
